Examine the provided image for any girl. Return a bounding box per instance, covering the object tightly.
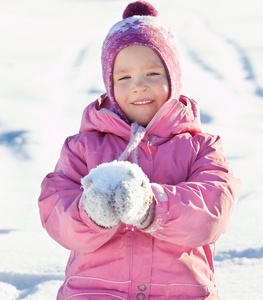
[38,1,241,299]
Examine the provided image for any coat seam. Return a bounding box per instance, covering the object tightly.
[64,292,126,300]
[64,275,131,286]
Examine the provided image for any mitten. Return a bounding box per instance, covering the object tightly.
[113,162,154,228]
[80,160,154,229]
[80,164,121,228]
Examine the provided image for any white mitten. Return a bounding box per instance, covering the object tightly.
[113,162,153,228]
[80,164,121,228]
[80,160,154,229]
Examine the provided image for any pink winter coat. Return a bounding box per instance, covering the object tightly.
[38,94,241,300]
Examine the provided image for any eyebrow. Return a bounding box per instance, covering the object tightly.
[113,68,131,75]
[113,64,164,75]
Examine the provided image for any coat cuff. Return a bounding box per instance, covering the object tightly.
[140,183,169,233]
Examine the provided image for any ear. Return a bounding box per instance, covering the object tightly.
[81,177,93,190]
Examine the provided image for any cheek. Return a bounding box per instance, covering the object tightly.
[113,84,129,110]
[113,84,123,102]
[158,83,169,103]
[163,81,170,100]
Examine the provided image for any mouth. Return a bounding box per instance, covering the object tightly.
[133,99,154,105]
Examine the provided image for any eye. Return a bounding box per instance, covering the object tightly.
[118,75,131,81]
[147,72,160,76]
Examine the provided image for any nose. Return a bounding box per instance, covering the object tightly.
[133,77,148,93]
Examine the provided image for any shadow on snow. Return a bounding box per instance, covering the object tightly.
[183,17,263,98]
[0,229,16,235]
[0,130,31,159]
[215,247,263,261]
[0,272,64,295]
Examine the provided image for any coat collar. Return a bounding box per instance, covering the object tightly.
[79,94,202,141]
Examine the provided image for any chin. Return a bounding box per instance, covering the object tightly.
[129,114,153,127]
[136,120,150,127]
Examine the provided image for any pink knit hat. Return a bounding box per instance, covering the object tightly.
[101,1,181,111]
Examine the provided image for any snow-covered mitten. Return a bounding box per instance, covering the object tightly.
[113,162,154,228]
[80,164,121,228]
[80,160,154,229]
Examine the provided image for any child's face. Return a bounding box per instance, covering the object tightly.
[113,45,169,127]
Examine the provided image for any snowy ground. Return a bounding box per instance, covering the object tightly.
[0,0,263,299]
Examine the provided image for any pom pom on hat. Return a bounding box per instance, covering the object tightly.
[122,1,158,19]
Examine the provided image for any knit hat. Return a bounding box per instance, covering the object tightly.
[101,1,182,110]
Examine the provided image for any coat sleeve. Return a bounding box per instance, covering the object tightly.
[145,134,241,248]
[38,135,119,253]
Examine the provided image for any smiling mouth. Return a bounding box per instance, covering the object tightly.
[133,100,153,105]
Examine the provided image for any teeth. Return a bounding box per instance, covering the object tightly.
[134,100,152,105]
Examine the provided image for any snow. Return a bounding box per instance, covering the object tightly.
[82,161,142,194]
[81,160,151,228]
[0,0,263,299]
